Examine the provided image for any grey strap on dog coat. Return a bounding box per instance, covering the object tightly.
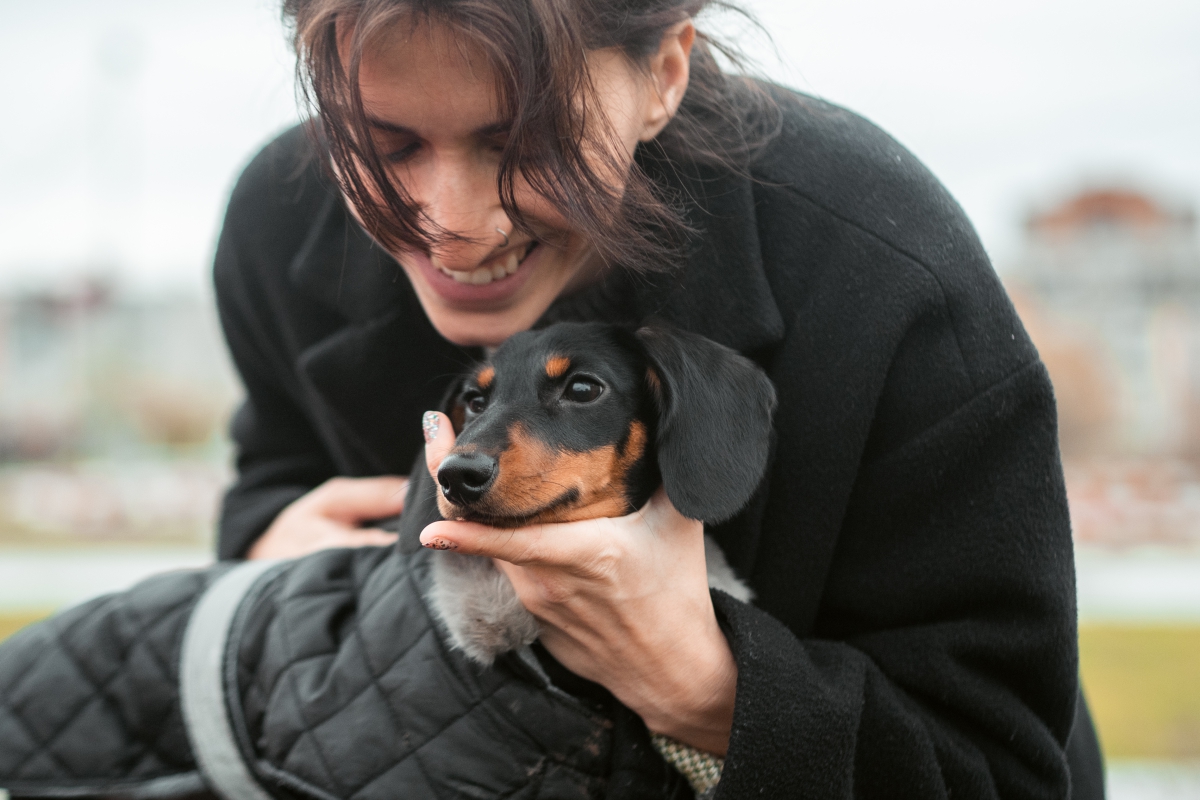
[180,559,284,800]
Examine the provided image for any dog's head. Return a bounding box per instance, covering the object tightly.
[433,322,776,527]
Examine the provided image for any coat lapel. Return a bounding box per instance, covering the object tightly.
[289,193,409,325]
[634,153,785,356]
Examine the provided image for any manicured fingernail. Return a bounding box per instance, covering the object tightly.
[423,537,457,550]
[422,411,439,442]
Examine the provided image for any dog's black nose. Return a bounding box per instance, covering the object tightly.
[437,452,497,506]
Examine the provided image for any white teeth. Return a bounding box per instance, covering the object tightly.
[437,244,531,286]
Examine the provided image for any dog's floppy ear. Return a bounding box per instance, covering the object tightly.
[636,327,776,523]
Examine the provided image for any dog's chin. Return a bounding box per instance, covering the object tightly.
[436,507,565,529]
[449,512,537,529]
[435,490,581,529]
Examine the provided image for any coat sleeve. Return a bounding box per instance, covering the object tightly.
[211,133,341,560]
[711,358,1077,799]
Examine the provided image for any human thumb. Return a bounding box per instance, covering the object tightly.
[422,411,457,481]
[310,475,409,523]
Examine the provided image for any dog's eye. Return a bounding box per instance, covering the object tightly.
[563,377,603,403]
[463,391,487,414]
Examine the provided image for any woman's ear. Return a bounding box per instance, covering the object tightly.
[638,20,695,142]
[636,327,776,523]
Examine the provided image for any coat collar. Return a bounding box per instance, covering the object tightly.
[289,192,411,325]
[628,152,784,354]
[289,153,785,354]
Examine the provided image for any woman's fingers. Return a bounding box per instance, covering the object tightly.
[419,519,545,563]
[307,475,409,522]
[423,411,457,480]
[248,519,399,560]
[340,528,402,548]
[418,479,732,753]
[420,515,635,574]
[247,476,407,560]
[419,488,700,567]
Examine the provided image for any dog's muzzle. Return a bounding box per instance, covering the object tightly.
[437,452,497,506]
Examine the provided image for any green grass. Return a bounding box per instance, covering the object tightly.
[1080,624,1200,759]
[0,615,1195,760]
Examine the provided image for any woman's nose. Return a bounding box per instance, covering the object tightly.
[409,158,507,272]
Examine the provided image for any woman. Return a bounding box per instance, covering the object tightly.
[214,0,1102,796]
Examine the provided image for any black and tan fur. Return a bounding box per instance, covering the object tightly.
[399,322,777,664]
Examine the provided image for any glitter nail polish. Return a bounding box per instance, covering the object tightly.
[422,411,439,442]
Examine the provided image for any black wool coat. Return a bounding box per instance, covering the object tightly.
[213,91,1097,798]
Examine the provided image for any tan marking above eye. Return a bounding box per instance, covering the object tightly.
[454,420,649,526]
[545,356,571,378]
[476,366,495,389]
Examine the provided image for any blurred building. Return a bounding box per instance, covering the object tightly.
[0,279,239,543]
[0,279,239,459]
[1006,187,1200,457]
[1004,185,1200,547]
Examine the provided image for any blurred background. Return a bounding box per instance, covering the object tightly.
[0,0,1197,795]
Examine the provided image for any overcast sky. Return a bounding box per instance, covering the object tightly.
[1,0,1197,293]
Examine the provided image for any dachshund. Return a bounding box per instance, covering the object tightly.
[397,322,777,666]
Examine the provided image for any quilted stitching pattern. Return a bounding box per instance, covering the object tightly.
[0,567,218,788]
[236,547,614,799]
[1,547,643,799]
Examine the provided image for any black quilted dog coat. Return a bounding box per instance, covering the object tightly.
[0,542,692,800]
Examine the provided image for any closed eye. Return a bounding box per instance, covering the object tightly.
[385,141,422,163]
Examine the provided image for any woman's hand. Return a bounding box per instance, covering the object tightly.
[419,412,737,756]
[246,476,407,560]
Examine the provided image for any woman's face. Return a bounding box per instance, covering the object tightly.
[349,20,692,347]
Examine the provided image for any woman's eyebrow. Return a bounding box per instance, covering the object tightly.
[365,116,510,138]
[365,116,415,135]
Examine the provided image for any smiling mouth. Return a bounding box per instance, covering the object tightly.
[436,241,539,287]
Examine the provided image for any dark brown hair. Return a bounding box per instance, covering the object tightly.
[283,0,780,272]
